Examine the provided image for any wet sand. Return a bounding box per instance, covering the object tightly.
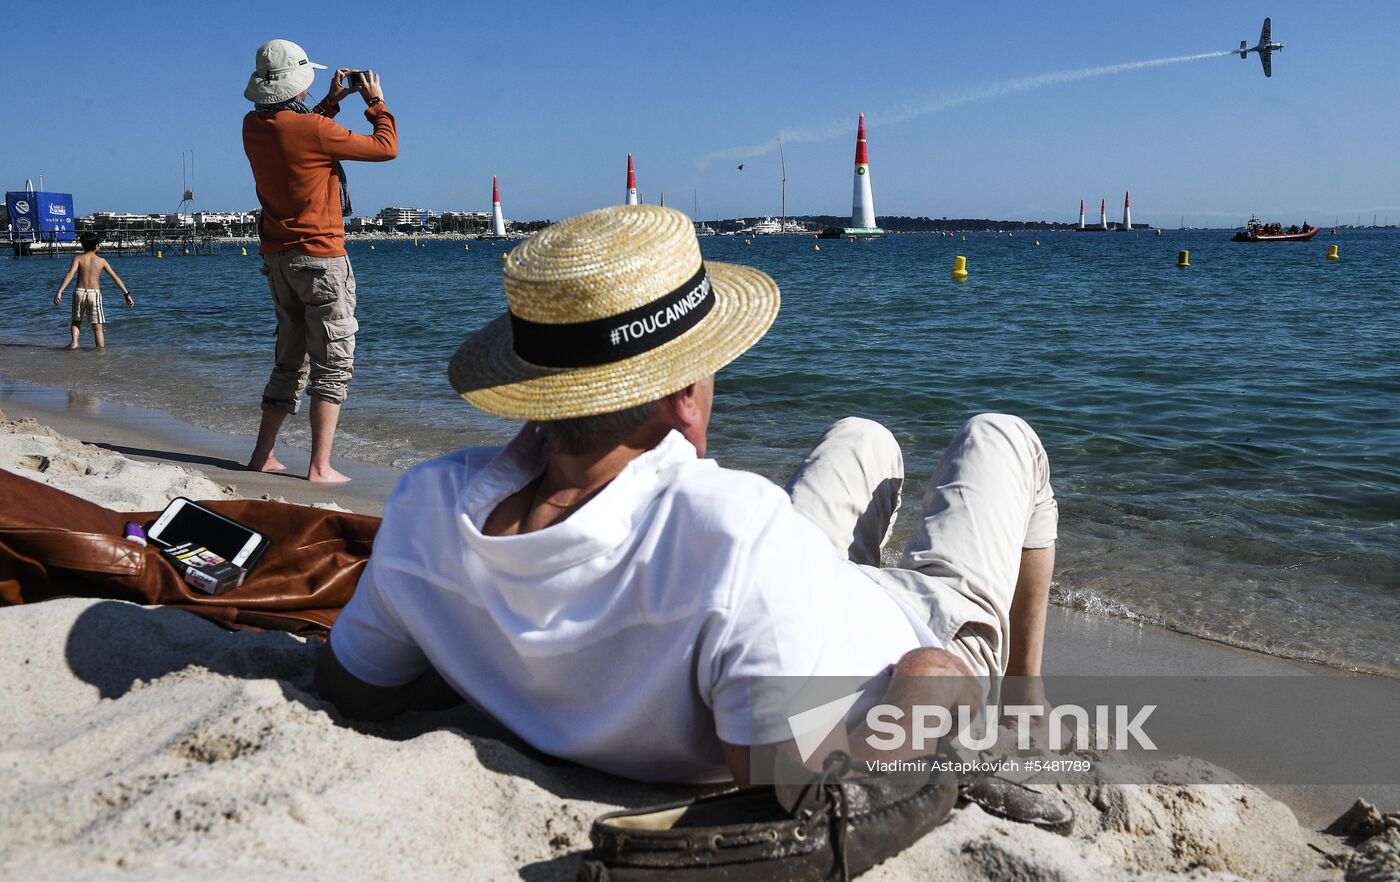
[0,379,399,515]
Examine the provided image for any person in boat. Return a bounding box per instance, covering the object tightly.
[313,205,1061,785]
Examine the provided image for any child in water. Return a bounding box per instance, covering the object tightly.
[53,233,134,350]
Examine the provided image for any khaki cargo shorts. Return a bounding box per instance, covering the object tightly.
[259,251,358,413]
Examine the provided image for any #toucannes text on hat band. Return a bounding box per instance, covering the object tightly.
[509,265,714,368]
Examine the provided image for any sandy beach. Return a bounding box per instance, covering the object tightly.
[1,387,1397,880]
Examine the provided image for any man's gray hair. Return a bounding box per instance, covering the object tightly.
[539,400,661,456]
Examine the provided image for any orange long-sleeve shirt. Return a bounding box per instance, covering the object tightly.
[243,102,398,256]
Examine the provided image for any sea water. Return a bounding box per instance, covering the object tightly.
[1,230,1396,673]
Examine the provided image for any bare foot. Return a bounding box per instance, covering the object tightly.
[246,454,287,473]
[307,464,351,484]
[64,343,79,351]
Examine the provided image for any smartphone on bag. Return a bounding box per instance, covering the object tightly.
[147,498,269,571]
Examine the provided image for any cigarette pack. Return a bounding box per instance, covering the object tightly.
[161,541,247,595]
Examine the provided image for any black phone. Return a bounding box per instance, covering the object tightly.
[346,70,365,88]
[147,497,270,571]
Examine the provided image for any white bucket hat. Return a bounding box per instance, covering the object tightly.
[244,39,326,104]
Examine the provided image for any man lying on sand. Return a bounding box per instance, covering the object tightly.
[316,206,1058,784]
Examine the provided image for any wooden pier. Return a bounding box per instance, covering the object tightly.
[6,227,225,258]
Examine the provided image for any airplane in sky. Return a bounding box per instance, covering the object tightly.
[1240,17,1283,77]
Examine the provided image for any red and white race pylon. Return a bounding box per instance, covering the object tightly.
[1122,191,1132,231]
[1079,199,1086,230]
[626,154,639,206]
[851,114,876,229]
[1100,198,1108,230]
[491,176,506,236]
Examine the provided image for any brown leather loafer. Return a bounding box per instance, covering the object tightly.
[959,776,1075,835]
[577,752,958,881]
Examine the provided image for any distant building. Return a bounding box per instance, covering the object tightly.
[193,211,255,227]
[377,207,430,230]
[346,215,383,232]
[87,212,153,230]
[80,210,257,236]
[439,210,493,234]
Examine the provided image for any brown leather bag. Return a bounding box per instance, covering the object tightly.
[0,468,378,633]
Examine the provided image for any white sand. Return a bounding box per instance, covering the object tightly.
[0,412,348,513]
[1,413,235,511]
[1,417,1396,880]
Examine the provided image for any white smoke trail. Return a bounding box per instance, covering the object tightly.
[696,50,1236,170]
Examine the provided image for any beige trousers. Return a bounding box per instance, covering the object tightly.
[786,414,1058,678]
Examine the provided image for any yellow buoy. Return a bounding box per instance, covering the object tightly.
[464,244,469,251]
[501,253,508,261]
[1033,240,1040,246]
[951,255,968,280]
[240,246,248,256]
[1327,244,1339,260]
[745,239,752,245]
[156,250,163,259]
[183,248,190,255]
[370,244,375,250]
[1177,250,1190,267]
[813,244,820,252]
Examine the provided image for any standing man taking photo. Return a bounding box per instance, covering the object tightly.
[242,39,397,483]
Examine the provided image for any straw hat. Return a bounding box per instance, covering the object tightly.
[449,205,780,420]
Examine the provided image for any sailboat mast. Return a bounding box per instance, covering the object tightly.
[778,139,786,232]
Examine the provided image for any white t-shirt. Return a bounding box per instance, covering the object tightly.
[330,428,936,782]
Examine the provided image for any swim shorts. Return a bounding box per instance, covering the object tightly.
[72,288,105,326]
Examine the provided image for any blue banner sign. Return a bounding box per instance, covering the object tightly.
[6,191,76,241]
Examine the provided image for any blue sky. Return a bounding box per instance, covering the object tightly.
[5,1,1397,226]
